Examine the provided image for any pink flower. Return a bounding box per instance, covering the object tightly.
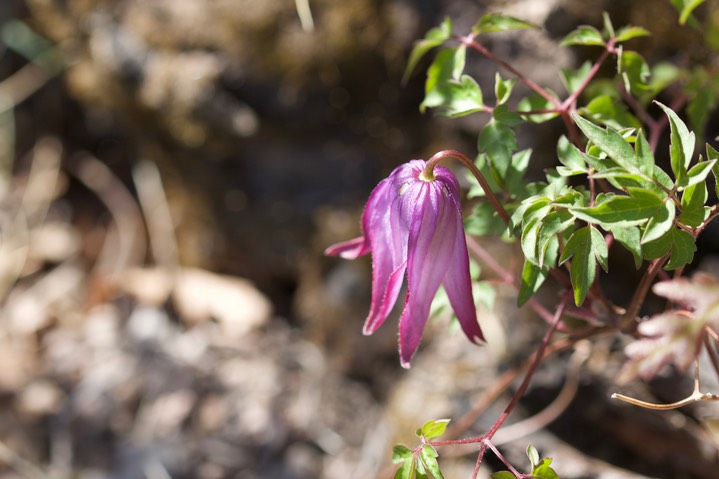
[326,159,484,367]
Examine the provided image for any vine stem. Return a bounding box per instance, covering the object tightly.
[620,255,669,331]
[429,296,569,459]
[459,34,560,108]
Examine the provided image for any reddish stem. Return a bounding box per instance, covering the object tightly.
[424,149,511,224]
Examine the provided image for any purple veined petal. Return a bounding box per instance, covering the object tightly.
[364,260,406,335]
[363,175,408,334]
[443,203,484,344]
[398,182,455,367]
[324,236,367,259]
[325,176,393,259]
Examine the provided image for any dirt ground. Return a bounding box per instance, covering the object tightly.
[0,1,718,478]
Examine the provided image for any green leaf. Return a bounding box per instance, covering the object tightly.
[479,119,517,181]
[677,159,717,190]
[642,200,675,244]
[580,95,641,130]
[655,101,695,183]
[472,13,539,34]
[465,201,507,236]
[570,188,664,227]
[611,225,642,268]
[614,26,651,43]
[619,49,650,94]
[556,135,588,175]
[494,73,516,105]
[422,47,466,108]
[393,445,413,462]
[679,181,709,227]
[603,12,615,39]
[560,61,592,94]
[422,74,486,117]
[572,114,650,178]
[643,228,697,269]
[532,457,561,479]
[403,17,453,83]
[394,457,413,479]
[537,210,575,268]
[561,25,605,46]
[665,229,697,269]
[527,445,540,469]
[559,226,608,305]
[418,419,451,441]
[419,445,444,479]
[518,259,548,306]
[517,91,560,123]
[671,0,705,25]
[491,472,516,479]
[708,144,719,197]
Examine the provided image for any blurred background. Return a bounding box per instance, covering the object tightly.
[0,0,718,478]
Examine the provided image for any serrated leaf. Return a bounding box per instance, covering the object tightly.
[655,101,695,183]
[643,228,696,270]
[403,17,453,84]
[537,210,574,268]
[642,200,675,244]
[572,114,650,178]
[614,26,651,43]
[611,225,643,268]
[479,119,517,180]
[580,95,641,130]
[556,135,589,176]
[527,445,540,468]
[619,49,650,94]
[419,419,451,441]
[559,226,607,305]
[676,159,717,190]
[679,181,709,227]
[393,445,414,463]
[665,229,696,269]
[561,25,605,46]
[570,188,663,227]
[419,445,444,479]
[532,458,560,479]
[472,13,539,34]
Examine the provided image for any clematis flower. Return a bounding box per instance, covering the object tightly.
[325,159,484,367]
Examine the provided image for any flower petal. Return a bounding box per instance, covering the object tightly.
[398,182,455,367]
[443,204,484,343]
[324,236,367,259]
[363,177,408,333]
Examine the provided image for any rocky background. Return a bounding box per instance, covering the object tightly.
[0,0,717,478]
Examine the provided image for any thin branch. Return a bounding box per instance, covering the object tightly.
[459,35,561,108]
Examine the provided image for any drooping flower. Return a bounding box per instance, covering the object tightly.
[325,159,484,367]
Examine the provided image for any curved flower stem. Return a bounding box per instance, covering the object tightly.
[424,149,511,224]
